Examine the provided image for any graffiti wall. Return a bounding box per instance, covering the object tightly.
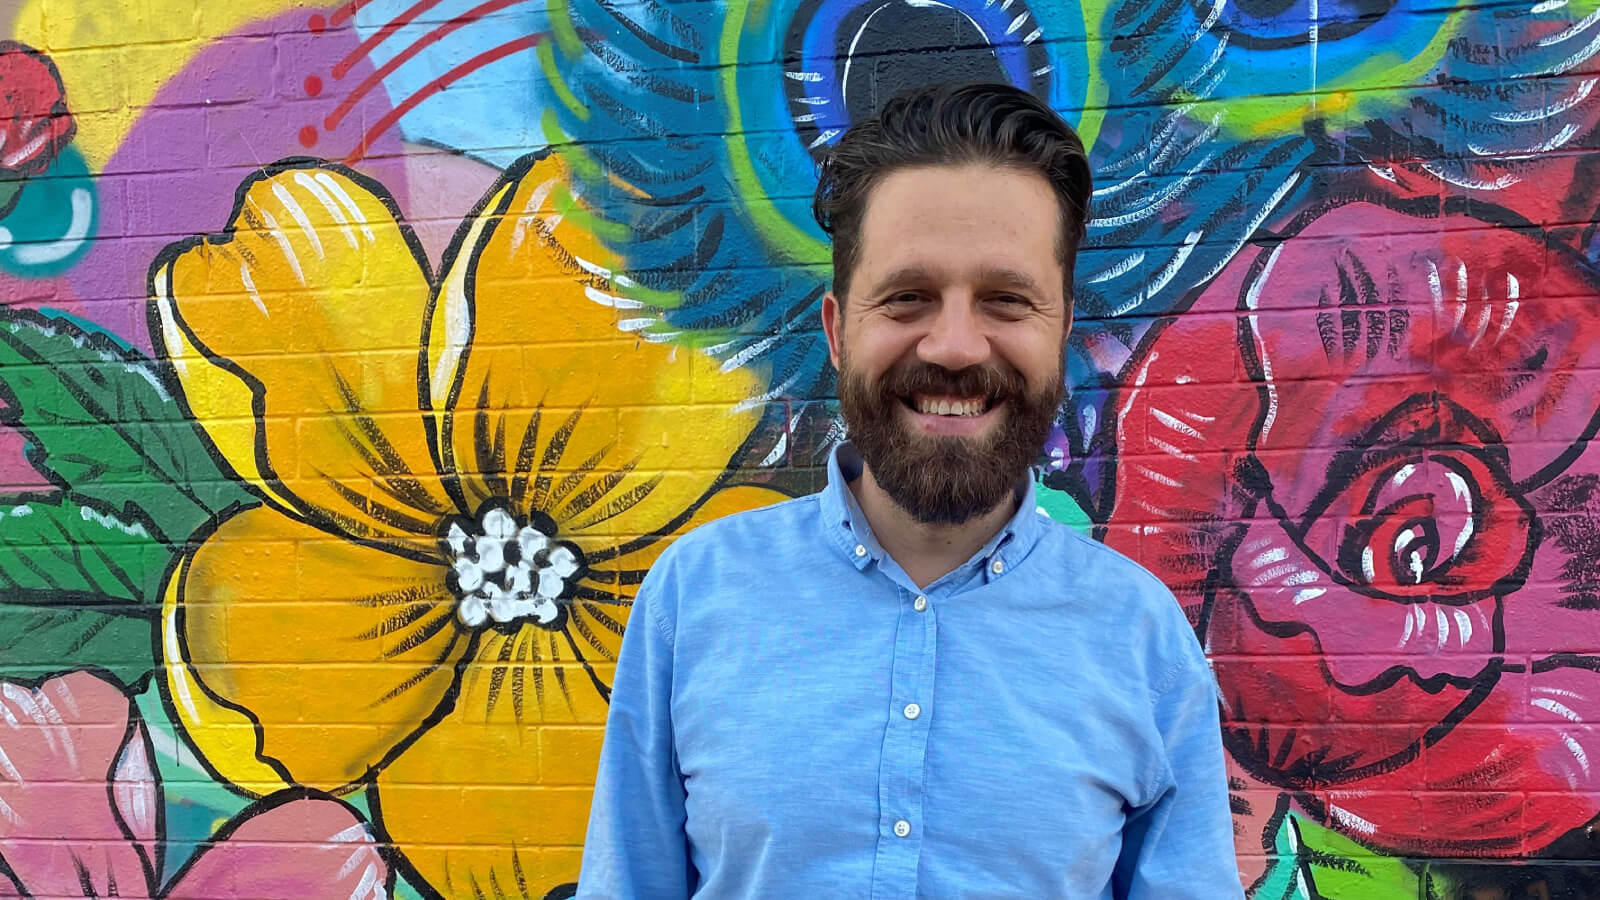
[0,0,1597,895]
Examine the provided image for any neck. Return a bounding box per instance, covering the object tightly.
[849,465,1018,589]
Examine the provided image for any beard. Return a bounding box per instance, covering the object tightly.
[837,351,1064,526]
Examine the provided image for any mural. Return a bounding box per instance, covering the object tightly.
[0,669,391,900]
[0,0,1597,893]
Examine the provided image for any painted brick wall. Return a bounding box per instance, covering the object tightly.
[0,0,1597,897]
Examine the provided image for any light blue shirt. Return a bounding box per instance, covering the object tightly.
[578,443,1241,899]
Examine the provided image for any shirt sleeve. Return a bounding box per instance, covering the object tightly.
[576,576,695,899]
[1113,653,1244,900]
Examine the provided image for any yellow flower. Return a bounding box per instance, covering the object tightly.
[149,153,782,896]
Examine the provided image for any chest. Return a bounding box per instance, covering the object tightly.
[668,600,1153,846]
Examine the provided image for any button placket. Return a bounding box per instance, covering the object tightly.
[870,590,937,899]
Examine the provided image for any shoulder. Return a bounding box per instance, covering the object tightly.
[657,491,819,564]
[637,492,819,593]
[1034,516,1183,614]
[1059,521,1171,592]
[634,491,821,638]
[1031,516,1207,684]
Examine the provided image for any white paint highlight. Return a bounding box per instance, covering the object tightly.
[4,188,93,265]
[1453,608,1473,648]
[1536,697,1585,722]
[1293,587,1326,606]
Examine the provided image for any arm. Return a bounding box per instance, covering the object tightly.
[576,579,695,899]
[1113,655,1244,900]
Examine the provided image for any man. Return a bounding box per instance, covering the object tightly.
[578,82,1241,899]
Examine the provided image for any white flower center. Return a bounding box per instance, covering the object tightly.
[445,506,582,629]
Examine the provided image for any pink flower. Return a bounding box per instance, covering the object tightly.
[0,670,389,899]
[1106,198,1600,856]
[0,41,74,180]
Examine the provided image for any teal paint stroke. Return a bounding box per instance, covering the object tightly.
[138,682,428,898]
[1035,475,1093,535]
[0,145,96,277]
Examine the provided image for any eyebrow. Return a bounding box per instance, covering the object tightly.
[862,265,937,298]
[978,267,1047,295]
[863,265,1048,298]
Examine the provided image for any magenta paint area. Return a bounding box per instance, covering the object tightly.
[1108,197,1600,857]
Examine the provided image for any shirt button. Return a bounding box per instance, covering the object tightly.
[913,595,928,612]
[893,819,912,838]
[903,703,921,720]
[990,558,1005,575]
[855,544,867,558]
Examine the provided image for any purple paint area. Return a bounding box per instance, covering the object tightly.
[66,8,412,353]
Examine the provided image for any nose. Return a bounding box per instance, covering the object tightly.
[916,297,990,372]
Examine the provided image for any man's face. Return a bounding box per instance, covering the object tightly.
[823,162,1071,525]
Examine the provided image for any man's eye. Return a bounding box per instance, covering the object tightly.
[989,294,1030,307]
[886,293,926,305]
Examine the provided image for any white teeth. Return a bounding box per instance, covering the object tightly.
[916,397,985,417]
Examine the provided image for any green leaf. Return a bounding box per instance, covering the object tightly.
[1276,812,1425,900]
[0,495,169,602]
[0,179,23,219]
[0,308,256,544]
[1251,811,1316,900]
[0,494,168,683]
[0,605,157,685]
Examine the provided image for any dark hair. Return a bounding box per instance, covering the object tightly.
[812,82,1093,302]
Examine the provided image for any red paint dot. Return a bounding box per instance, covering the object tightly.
[304,74,323,97]
[308,13,326,31]
[298,125,318,148]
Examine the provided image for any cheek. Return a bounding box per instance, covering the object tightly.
[991,329,1066,384]
[846,321,922,369]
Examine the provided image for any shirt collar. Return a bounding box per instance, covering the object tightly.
[820,441,1045,580]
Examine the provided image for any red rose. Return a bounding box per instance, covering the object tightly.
[0,41,74,182]
[1108,198,1600,855]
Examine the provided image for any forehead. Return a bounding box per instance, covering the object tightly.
[854,163,1064,293]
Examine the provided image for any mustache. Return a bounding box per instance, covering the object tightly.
[876,363,1024,400]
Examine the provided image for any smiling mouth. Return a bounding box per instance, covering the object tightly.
[903,393,997,418]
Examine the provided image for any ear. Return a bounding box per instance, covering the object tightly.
[822,291,844,369]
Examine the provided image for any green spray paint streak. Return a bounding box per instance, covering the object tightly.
[547,178,694,314]
[720,0,831,268]
[543,112,688,312]
[546,0,584,59]
[544,112,599,180]
[1074,0,1115,152]
[539,40,588,120]
[550,183,629,243]
[1193,7,1468,140]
